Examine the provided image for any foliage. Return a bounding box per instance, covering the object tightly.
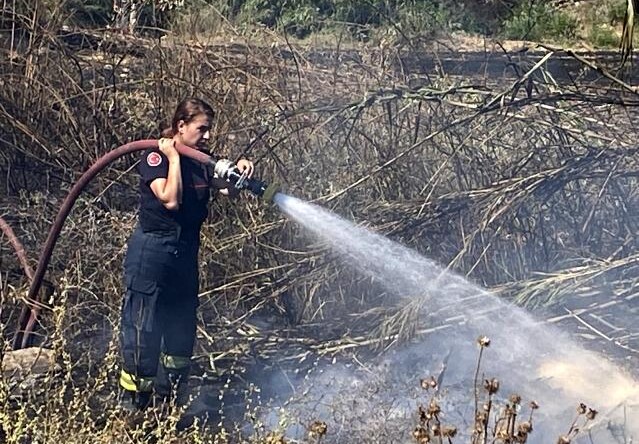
[167,0,453,40]
[59,0,180,30]
[65,0,113,26]
[236,0,282,29]
[393,1,451,39]
[576,0,625,48]
[169,0,227,37]
[15,0,634,49]
[501,1,579,41]
[606,0,628,24]
[156,0,629,47]
[588,23,619,47]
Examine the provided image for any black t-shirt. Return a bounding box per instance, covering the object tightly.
[138,148,211,240]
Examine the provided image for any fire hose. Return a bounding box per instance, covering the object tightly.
[0,216,34,282]
[7,139,277,349]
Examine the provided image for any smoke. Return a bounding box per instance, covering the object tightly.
[269,193,639,443]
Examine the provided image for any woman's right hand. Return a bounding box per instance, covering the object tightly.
[158,138,179,161]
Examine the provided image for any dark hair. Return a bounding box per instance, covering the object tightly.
[161,98,215,137]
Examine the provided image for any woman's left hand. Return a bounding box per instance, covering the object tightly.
[236,159,254,178]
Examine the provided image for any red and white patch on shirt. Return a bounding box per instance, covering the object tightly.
[147,152,162,167]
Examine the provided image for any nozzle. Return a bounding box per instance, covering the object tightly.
[262,182,279,202]
[235,177,280,202]
[213,159,279,202]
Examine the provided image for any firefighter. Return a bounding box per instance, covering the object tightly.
[119,98,254,409]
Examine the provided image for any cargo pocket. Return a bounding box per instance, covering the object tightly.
[122,276,159,333]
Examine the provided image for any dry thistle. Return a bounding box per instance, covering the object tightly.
[413,425,429,442]
[477,335,491,347]
[308,420,327,439]
[586,408,598,420]
[509,394,521,405]
[515,430,530,443]
[483,378,500,394]
[441,426,457,438]
[504,404,515,416]
[557,436,570,444]
[475,410,488,426]
[529,400,539,410]
[265,432,287,444]
[518,422,533,433]
[418,405,428,423]
[427,399,441,416]
[420,376,438,391]
[576,403,587,414]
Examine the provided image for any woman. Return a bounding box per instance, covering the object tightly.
[119,98,254,410]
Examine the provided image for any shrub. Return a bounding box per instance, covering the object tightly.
[502,1,579,42]
[65,0,113,26]
[588,24,619,47]
[607,0,627,24]
[278,1,324,39]
[395,0,450,37]
[169,0,227,38]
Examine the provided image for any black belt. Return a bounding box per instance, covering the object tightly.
[139,226,199,243]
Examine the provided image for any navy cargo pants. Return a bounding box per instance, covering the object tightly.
[119,226,199,402]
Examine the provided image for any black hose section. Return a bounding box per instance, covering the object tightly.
[13,139,215,349]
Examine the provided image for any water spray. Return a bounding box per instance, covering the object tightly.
[10,139,277,349]
[271,194,639,442]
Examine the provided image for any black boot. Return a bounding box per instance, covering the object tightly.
[119,389,153,412]
[155,372,184,405]
[155,365,191,406]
